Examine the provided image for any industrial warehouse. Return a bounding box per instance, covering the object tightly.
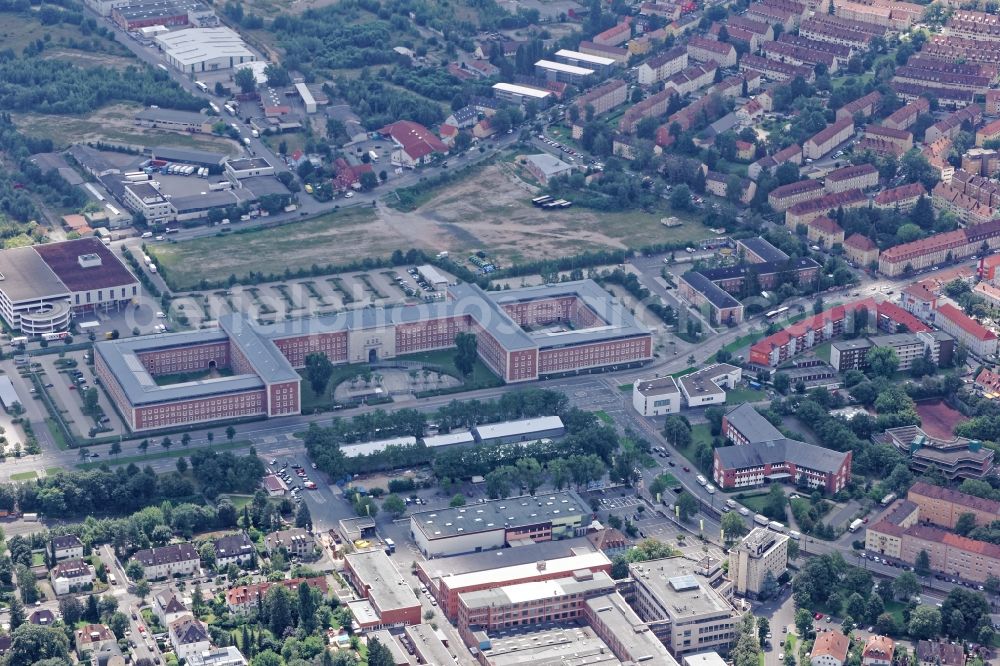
[95,280,652,431]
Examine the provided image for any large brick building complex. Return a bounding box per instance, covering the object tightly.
[97,280,651,432]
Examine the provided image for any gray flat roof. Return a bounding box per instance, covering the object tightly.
[171,191,242,212]
[587,593,679,665]
[629,557,736,620]
[480,626,620,666]
[0,246,70,303]
[459,571,615,610]
[831,339,872,351]
[341,436,418,457]
[241,176,290,198]
[0,376,20,408]
[679,363,740,399]
[635,375,681,397]
[227,157,272,171]
[418,536,597,582]
[473,415,564,441]
[404,625,454,665]
[151,146,227,165]
[868,333,923,348]
[410,491,585,540]
[365,630,410,666]
[423,431,476,448]
[345,550,419,612]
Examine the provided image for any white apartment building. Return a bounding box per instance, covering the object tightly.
[728,527,789,597]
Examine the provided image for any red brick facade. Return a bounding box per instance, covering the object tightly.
[538,336,652,374]
[134,389,268,430]
[137,342,230,376]
[272,332,349,366]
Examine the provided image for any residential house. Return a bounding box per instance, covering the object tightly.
[786,189,867,229]
[187,646,249,666]
[769,179,826,211]
[52,535,84,561]
[836,91,882,120]
[825,163,878,193]
[379,120,448,167]
[862,636,894,666]
[473,118,495,139]
[804,118,854,159]
[75,624,116,661]
[865,125,913,152]
[593,22,631,47]
[214,533,255,568]
[50,559,93,595]
[873,183,925,211]
[884,98,929,131]
[29,609,56,626]
[687,36,737,67]
[915,641,964,666]
[736,140,755,161]
[131,543,199,580]
[812,631,851,666]
[935,303,999,357]
[225,577,329,614]
[808,216,845,247]
[154,590,188,626]
[445,106,478,129]
[900,282,938,319]
[264,528,316,558]
[637,47,688,84]
[169,616,212,662]
[844,233,880,267]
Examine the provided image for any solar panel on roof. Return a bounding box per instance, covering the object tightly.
[668,574,700,591]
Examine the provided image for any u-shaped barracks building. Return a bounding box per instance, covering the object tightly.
[96,280,653,432]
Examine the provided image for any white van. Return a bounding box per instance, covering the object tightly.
[695,474,707,486]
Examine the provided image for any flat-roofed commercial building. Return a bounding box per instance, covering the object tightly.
[874,425,995,480]
[678,363,742,408]
[627,557,740,656]
[417,539,609,620]
[409,491,589,558]
[729,527,789,598]
[535,59,596,85]
[0,239,139,335]
[155,27,255,73]
[457,571,616,642]
[632,375,681,415]
[475,625,621,666]
[492,82,554,107]
[586,592,680,666]
[472,416,565,445]
[343,550,421,630]
[554,49,617,75]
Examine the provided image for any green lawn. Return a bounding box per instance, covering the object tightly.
[77,439,250,470]
[45,467,62,476]
[595,410,614,425]
[726,388,767,403]
[737,493,771,514]
[404,349,502,395]
[884,601,907,627]
[618,384,633,392]
[299,362,379,413]
[812,341,832,364]
[219,494,254,510]
[10,471,37,481]
[31,552,45,566]
[46,418,70,451]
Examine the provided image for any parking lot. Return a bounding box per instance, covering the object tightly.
[163,265,453,328]
[33,349,127,442]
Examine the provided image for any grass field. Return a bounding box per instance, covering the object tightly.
[13,103,240,153]
[0,12,131,55]
[10,471,37,481]
[404,349,502,394]
[618,384,633,392]
[726,388,767,403]
[45,467,63,476]
[46,417,70,451]
[595,411,614,425]
[150,208,401,291]
[219,494,254,510]
[739,494,771,514]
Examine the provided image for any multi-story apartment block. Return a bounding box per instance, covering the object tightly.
[768,179,826,211]
[873,183,925,211]
[935,302,998,357]
[52,535,84,561]
[739,54,814,82]
[620,88,674,133]
[825,163,878,193]
[864,125,913,151]
[878,218,1000,276]
[830,338,873,371]
[907,481,1000,529]
[808,216,846,247]
[924,104,982,143]
[131,544,199,580]
[264,528,315,558]
[786,189,867,229]
[573,79,628,116]
[729,527,789,598]
[867,333,925,371]
[837,90,882,120]
[804,118,854,159]
[637,47,688,84]
[812,631,851,666]
[763,41,838,73]
[883,97,930,130]
[863,636,895,666]
[899,281,938,318]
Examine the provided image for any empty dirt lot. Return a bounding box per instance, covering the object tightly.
[915,400,964,440]
[152,162,712,290]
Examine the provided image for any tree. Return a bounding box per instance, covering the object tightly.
[914,549,931,578]
[264,585,294,637]
[486,466,517,499]
[5,624,71,666]
[86,593,100,623]
[295,502,312,530]
[381,494,406,518]
[354,495,379,518]
[516,457,544,495]
[454,332,478,376]
[234,67,257,94]
[846,592,867,623]
[908,606,942,639]
[135,579,151,602]
[226,426,236,441]
[8,595,25,631]
[867,346,900,378]
[892,572,920,600]
[110,441,121,457]
[940,587,990,639]
[875,612,898,635]
[304,352,334,397]
[676,491,698,522]
[722,511,749,541]
[264,63,291,87]
[764,484,786,521]
[954,511,977,536]
[138,439,149,456]
[367,636,395,666]
[449,493,466,508]
[108,611,129,638]
[757,616,770,645]
[670,184,692,211]
[773,373,791,394]
[795,608,814,638]
[662,415,692,448]
[549,459,571,490]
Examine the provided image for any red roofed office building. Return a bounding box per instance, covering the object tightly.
[934,302,998,357]
[379,120,449,167]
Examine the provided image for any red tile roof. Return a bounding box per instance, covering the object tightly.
[877,300,930,333]
[809,216,843,235]
[936,302,997,340]
[813,631,851,662]
[845,233,877,251]
[379,120,448,160]
[874,182,925,206]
